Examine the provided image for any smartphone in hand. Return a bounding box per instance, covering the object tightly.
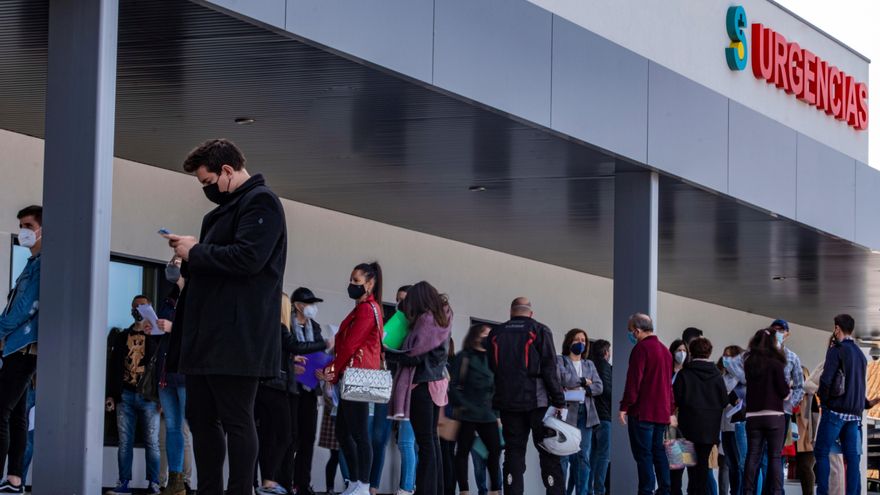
[158,228,173,236]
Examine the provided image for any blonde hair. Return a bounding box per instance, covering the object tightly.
[281,292,292,330]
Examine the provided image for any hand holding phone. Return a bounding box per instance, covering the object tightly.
[158,228,173,236]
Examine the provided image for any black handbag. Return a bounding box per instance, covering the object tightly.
[137,353,160,402]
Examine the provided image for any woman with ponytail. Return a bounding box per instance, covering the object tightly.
[320,262,384,495]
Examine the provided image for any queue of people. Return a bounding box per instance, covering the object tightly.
[621,313,879,495]
[3,139,878,495]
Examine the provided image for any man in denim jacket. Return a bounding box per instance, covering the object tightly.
[0,205,42,494]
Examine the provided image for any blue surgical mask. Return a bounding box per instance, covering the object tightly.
[571,342,586,355]
[722,357,731,368]
[776,332,785,348]
[627,331,638,345]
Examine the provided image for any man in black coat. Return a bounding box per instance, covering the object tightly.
[165,138,287,495]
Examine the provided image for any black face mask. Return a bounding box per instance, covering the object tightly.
[131,308,143,322]
[202,174,232,205]
[165,264,181,284]
[347,283,367,300]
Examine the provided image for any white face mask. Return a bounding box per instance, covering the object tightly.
[674,351,687,364]
[18,228,40,248]
[303,304,319,320]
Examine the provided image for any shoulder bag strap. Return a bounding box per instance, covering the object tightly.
[368,301,386,370]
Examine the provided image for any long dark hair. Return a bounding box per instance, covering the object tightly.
[590,339,610,362]
[399,281,450,328]
[354,262,383,303]
[745,328,787,373]
[561,328,589,358]
[463,323,490,352]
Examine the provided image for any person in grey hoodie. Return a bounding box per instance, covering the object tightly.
[556,329,603,495]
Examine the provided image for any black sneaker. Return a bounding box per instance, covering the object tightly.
[0,480,24,494]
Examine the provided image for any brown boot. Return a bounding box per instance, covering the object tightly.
[160,472,186,495]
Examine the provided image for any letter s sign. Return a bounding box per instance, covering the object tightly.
[725,6,748,71]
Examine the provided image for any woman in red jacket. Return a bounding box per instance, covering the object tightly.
[321,262,383,495]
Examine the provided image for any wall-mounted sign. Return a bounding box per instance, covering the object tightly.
[725,5,868,131]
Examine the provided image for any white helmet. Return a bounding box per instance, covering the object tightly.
[540,416,581,457]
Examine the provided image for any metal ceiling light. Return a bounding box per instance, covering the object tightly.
[468,185,487,192]
[234,117,256,125]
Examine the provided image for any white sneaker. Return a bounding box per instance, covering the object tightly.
[353,482,372,495]
[340,481,359,495]
[396,490,414,495]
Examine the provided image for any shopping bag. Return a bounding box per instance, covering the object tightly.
[665,438,697,470]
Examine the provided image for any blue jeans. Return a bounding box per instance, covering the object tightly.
[369,402,393,489]
[628,419,671,495]
[815,413,862,495]
[589,420,611,495]
[116,390,161,483]
[561,405,594,495]
[159,385,186,473]
[472,447,489,495]
[397,420,417,492]
[722,422,748,495]
[21,384,35,483]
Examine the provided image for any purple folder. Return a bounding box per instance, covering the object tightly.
[295,352,334,390]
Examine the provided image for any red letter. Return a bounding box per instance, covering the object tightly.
[799,49,816,105]
[751,24,773,80]
[844,75,859,126]
[855,82,869,130]
[773,32,790,91]
[826,66,842,117]
[816,58,829,111]
[787,42,803,96]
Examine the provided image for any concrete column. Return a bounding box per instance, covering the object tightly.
[33,0,118,492]
[611,169,659,495]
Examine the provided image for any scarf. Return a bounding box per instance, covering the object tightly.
[390,309,452,420]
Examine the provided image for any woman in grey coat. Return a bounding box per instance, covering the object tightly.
[556,328,603,495]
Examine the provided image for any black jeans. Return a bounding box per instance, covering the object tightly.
[336,399,371,484]
[0,352,36,479]
[743,415,785,495]
[685,443,713,495]
[455,421,502,492]
[186,374,260,495]
[795,451,815,495]
[291,391,318,490]
[500,408,564,495]
[254,386,295,483]
[410,383,442,495]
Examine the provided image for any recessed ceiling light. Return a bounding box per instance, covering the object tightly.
[468,185,487,192]
[771,276,787,281]
[234,117,256,125]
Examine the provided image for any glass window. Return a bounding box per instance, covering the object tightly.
[10,242,30,286]
[107,261,145,330]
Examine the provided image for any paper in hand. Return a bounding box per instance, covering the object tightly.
[137,304,163,336]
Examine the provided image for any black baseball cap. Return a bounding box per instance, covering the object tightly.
[292,287,323,304]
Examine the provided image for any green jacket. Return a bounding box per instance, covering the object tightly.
[449,348,497,423]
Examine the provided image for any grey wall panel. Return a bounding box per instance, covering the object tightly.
[856,161,880,249]
[286,0,434,83]
[434,0,552,126]
[796,135,855,240]
[648,63,728,193]
[551,16,647,163]
[728,101,797,219]
[203,0,286,29]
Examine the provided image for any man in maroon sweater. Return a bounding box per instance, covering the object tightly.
[619,313,673,495]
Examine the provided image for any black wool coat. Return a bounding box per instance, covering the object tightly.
[172,174,287,378]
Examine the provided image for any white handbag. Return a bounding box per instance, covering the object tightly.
[339,302,393,403]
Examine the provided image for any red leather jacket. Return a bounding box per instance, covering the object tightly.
[328,295,383,383]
